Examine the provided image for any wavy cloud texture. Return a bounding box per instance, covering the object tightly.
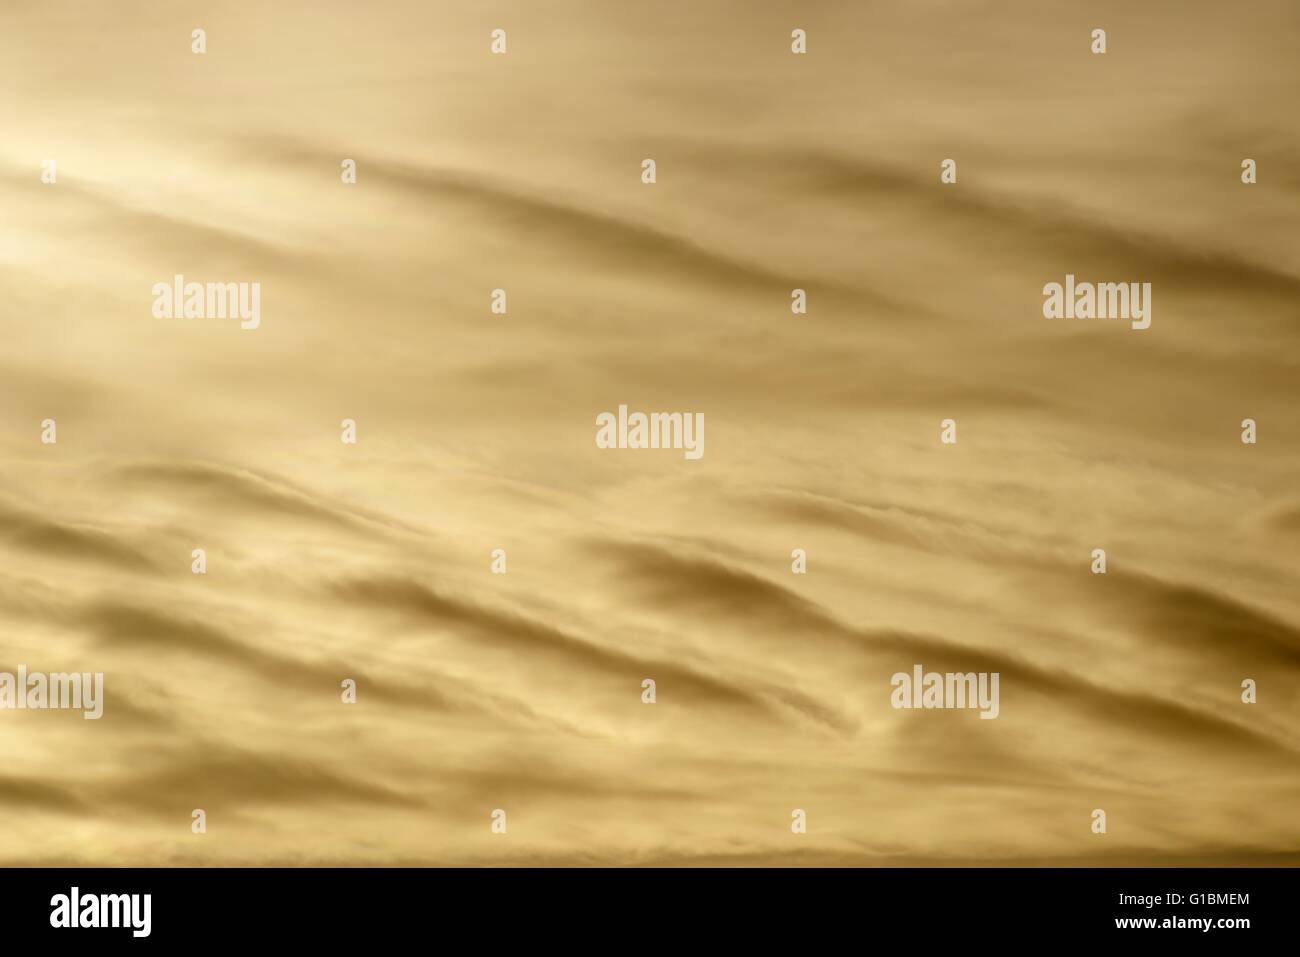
[0,0,1297,865]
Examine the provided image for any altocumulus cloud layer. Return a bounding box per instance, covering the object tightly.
[0,0,1297,865]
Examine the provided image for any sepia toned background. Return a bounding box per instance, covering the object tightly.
[1,0,1297,865]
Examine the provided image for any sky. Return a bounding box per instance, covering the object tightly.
[0,0,1297,865]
